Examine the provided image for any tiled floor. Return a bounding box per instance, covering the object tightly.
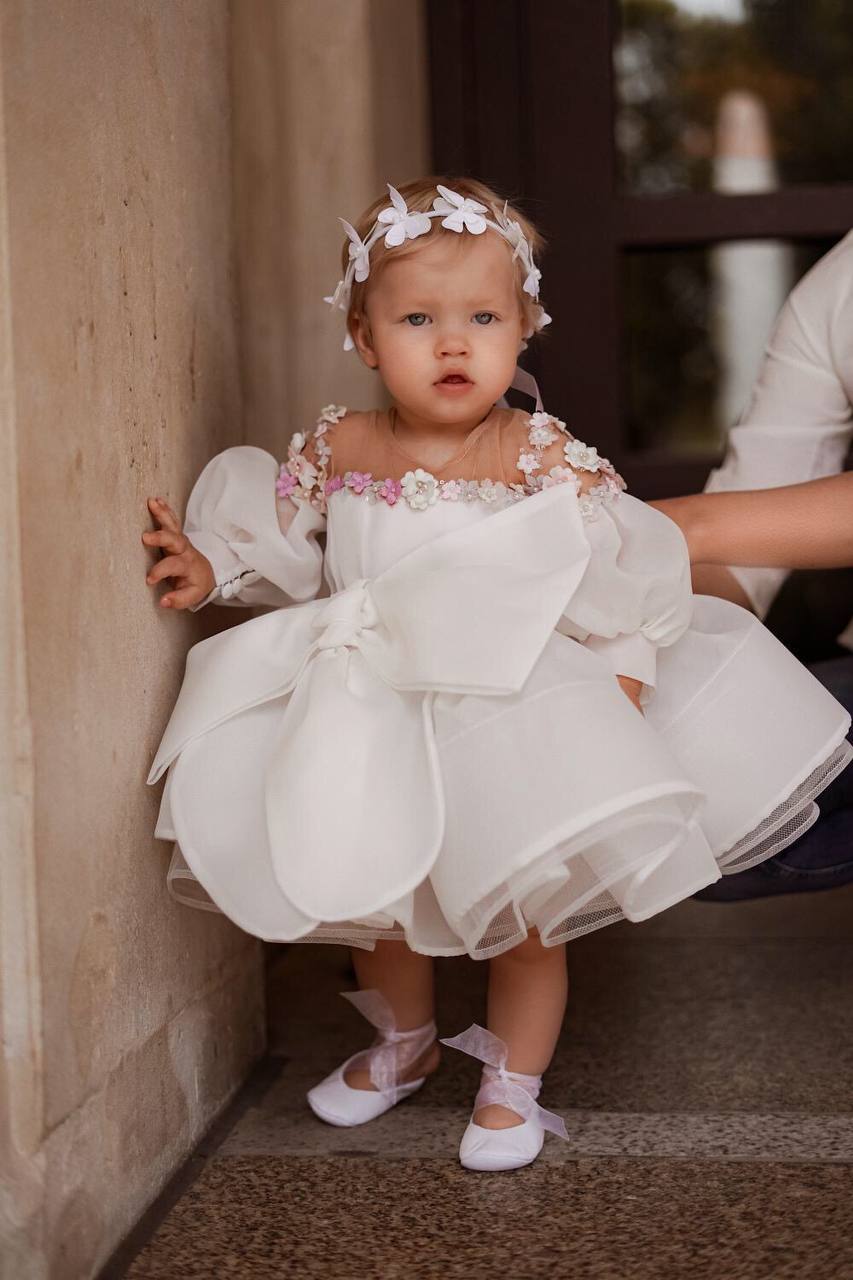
[118,886,853,1279]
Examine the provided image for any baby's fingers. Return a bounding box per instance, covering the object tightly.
[147,553,188,586]
[159,584,205,610]
[142,528,186,555]
[147,497,182,533]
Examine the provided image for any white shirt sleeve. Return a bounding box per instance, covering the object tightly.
[703,230,853,619]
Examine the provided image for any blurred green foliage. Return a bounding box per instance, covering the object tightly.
[618,0,853,191]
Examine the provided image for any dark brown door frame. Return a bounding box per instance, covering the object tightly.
[427,0,853,497]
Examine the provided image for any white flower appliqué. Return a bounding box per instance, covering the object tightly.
[377,185,432,248]
[318,404,347,426]
[528,421,558,447]
[517,451,541,476]
[563,438,601,472]
[540,465,581,492]
[289,453,318,491]
[477,479,507,504]
[432,184,489,235]
[401,468,439,510]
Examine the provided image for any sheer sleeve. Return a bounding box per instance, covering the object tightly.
[183,443,326,612]
[532,433,693,703]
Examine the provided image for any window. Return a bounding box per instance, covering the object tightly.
[427,0,853,495]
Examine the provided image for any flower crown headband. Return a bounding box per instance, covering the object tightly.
[323,183,552,352]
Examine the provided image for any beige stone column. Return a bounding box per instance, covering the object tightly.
[0,4,264,1275]
[1,3,431,1273]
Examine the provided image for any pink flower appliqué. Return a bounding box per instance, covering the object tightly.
[324,475,344,497]
[540,465,581,491]
[377,478,402,506]
[346,470,373,495]
[276,468,298,498]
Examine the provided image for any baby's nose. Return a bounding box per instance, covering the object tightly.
[437,332,470,356]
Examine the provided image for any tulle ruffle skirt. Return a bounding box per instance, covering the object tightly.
[153,595,852,959]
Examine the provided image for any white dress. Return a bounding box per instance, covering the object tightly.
[147,403,853,959]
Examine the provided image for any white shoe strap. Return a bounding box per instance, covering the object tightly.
[440,1023,569,1140]
[339,988,436,1094]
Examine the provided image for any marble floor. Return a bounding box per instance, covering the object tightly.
[113,885,853,1279]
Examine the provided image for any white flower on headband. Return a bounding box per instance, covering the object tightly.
[433,184,488,234]
[494,201,540,297]
[523,265,542,297]
[323,277,349,312]
[339,220,371,282]
[323,182,550,351]
[377,185,432,247]
[495,205,527,258]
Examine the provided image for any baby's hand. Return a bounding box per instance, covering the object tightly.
[142,497,215,609]
[616,674,645,717]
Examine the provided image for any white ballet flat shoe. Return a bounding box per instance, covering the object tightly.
[307,988,437,1129]
[440,1023,570,1172]
[458,1109,545,1171]
[306,1051,429,1127]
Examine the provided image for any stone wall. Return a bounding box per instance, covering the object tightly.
[0,4,264,1276]
[0,2,430,1275]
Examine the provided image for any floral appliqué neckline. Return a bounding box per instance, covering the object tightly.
[276,404,627,521]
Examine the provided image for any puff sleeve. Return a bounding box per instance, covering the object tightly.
[523,425,693,704]
[557,491,694,699]
[182,445,326,611]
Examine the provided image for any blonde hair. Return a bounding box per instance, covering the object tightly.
[342,175,548,346]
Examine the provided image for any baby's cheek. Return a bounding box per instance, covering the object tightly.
[381,341,429,388]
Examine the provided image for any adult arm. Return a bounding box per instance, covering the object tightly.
[650,472,853,570]
[699,231,853,617]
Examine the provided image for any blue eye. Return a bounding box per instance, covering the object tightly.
[405,313,428,326]
[474,312,496,325]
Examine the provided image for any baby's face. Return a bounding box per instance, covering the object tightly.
[353,231,525,427]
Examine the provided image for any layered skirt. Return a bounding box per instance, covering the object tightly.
[152,594,852,959]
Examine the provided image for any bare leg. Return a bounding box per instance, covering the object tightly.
[345,939,441,1090]
[479,929,568,1128]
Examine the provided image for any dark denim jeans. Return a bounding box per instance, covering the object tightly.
[692,653,853,901]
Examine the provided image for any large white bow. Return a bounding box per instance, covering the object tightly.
[147,484,591,925]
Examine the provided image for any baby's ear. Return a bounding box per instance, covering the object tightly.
[349,312,379,370]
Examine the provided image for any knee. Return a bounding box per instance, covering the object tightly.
[493,927,563,967]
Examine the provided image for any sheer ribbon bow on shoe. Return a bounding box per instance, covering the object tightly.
[440,1023,569,1169]
[306,987,437,1126]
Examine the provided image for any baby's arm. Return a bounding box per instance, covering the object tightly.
[615,673,644,714]
[536,438,652,715]
[650,472,853,572]
[143,497,215,609]
[146,444,326,613]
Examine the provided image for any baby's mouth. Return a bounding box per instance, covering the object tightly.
[436,374,472,385]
